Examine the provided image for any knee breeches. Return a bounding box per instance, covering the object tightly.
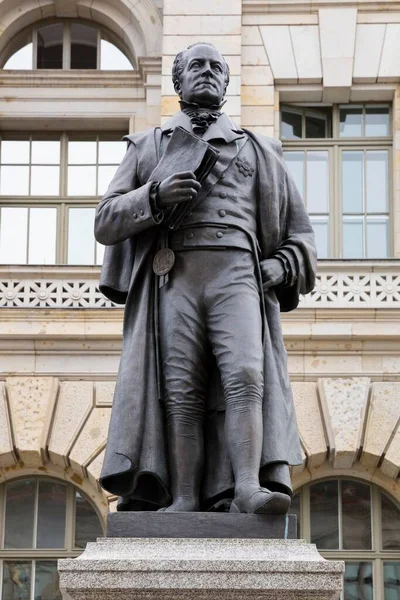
[159,249,264,425]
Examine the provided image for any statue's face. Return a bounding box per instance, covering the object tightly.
[178,45,226,107]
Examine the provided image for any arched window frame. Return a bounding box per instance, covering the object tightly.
[293,477,400,600]
[0,476,105,558]
[0,18,135,71]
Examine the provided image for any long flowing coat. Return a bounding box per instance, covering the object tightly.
[95,115,317,510]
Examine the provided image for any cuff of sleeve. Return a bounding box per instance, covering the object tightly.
[149,181,164,224]
[274,252,292,287]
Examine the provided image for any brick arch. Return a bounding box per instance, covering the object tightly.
[0,0,162,67]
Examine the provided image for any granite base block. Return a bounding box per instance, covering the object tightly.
[59,537,344,600]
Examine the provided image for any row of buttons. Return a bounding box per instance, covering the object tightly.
[133,209,145,220]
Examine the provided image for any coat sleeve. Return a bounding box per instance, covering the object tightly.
[260,142,317,312]
[95,142,163,246]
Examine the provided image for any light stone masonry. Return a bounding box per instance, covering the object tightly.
[361,382,400,468]
[318,378,370,469]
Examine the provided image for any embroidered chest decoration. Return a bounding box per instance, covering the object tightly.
[236,156,255,178]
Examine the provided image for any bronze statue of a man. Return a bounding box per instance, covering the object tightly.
[95,43,317,514]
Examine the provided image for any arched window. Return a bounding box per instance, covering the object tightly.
[0,477,104,599]
[2,20,134,70]
[292,478,400,600]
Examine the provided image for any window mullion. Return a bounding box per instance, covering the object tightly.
[33,480,39,550]
[97,29,101,70]
[338,479,343,551]
[334,144,342,258]
[65,483,75,551]
[30,559,35,600]
[63,22,71,70]
[32,29,37,69]
[301,484,310,543]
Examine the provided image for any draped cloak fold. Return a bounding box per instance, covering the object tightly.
[95,123,317,510]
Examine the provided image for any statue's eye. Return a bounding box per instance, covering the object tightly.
[191,61,201,69]
[213,64,223,73]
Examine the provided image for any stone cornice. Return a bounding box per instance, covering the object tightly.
[0,58,162,89]
[243,0,400,13]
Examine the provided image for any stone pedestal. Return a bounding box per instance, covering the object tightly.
[59,536,344,600]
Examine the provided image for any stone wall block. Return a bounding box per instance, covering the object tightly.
[241,65,273,86]
[163,0,242,15]
[68,407,112,478]
[319,8,357,89]
[241,45,269,66]
[95,382,115,407]
[6,377,59,467]
[354,24,386,82]
[241,85,274,106]
[48,381,94,468]
[290,25,322,82]
[382,438,400,478]
[86,448,106,489]
[292,382,327,468]
[318,377,370,469]
[361,382,400,468]
[260,26,298,82]
[379,24,400,80]
[0,382,16,467]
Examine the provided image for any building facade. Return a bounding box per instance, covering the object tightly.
[1,0,400,598]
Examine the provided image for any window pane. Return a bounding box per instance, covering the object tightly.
[344,562,373,600]
[342,480,372,550]
[31,166,60,196]
[75,491,103,548]
[36,481,67,548]
[367,217,389,258]
[68,208,95,264]
[310,217,329,259]
[29,208,57,264]
[0,206,28,263]
[100,40,133,70]
[37,24,63,69]
[340,105,363,137]
[307,151,329,213]
[0,165,29,195]
[32,141,60,165]
[305,114,327,138]
[98,141,126,164]
[2,561,32,600]
[96,241,105,266]
[68,141,97,164]
[4,44,33,70]
[365,105,390,137]
[366,150,388,213]
[98,165,118,195]
[71,24,97,69]
[290,492,300,539]
[68,166,96,196]
[2,141,30,164]
[382,494,400,550]
[384,562,400,600]
[4,479,35,548]
[283,151,304,198]
[281,111,302,140]
[310,480,339,549]
[343,217,364,258]
[342,151,363,213]
[35,561,61,600]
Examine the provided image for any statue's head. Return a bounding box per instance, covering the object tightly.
[172,43,230,108]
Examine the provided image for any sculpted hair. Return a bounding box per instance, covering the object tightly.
[172,43,230,97]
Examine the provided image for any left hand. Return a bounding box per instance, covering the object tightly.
[260,258,285,291]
